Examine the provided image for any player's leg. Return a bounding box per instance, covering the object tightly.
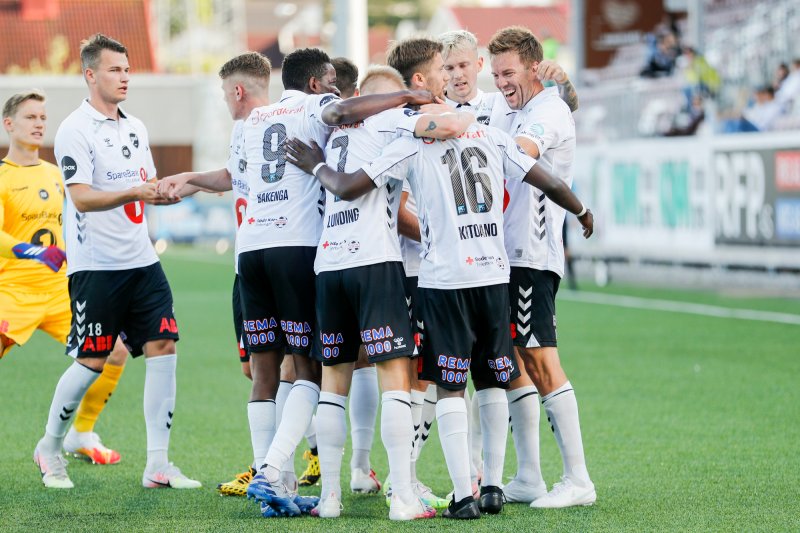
[277,356,302,490]
[126,263,198,489]
[34,271,119,489]
[418,287,480,520]
[358,262,432,521]
[469,284,518,516]
[503,267,548,502]
[349,346,380,493]
[65,337,127,465]
[314,362,355,518]
[0,286,46,359]
[251,247,319,517]
[520,270,595,508]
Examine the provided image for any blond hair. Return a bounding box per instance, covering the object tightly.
[3,90,46,119]
[439,30,479,60]
[359,65,405,95]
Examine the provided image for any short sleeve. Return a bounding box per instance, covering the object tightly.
[362,136,418,188]
[495,128,536,182]
[309,93,342,126]
[54,122,94,186]
[372,107,420,137]
[514,110,560,157]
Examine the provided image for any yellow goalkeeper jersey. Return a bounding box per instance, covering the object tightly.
[0,157,67,291]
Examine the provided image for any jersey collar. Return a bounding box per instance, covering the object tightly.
[279,89,306,102]
[446,88,484,108]
[80,99,128,121]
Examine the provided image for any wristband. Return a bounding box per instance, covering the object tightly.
[312,163,325,177]
[576,204,587,217]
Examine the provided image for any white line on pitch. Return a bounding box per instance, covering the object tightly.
[559,291,800,326]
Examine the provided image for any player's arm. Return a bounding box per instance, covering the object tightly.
[0,203,66,271]
[536,60,579,112]
[285,138,375,200]
[413,104,476,138]
[157,168,232,200]
[398,191,421,242]
[68,182,179,213]
[321,90,435,126]
[523,165,593,237]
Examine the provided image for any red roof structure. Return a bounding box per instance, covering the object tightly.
[0,0,157,74]
[449,5,568,46]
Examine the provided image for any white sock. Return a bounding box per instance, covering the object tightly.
[410,388,425,456]
[144,354,177,469]
[475,388,508,488]
[464,387,477,481]
[469,387,483,480]
[542,381,591,485]
[264,380,319,480]
[349,367,378,472]
[381,390,414,503]
[275,379,292,426]
[317,392,347,500]
[41,362,100,454]
[507,385,545,487]
[248,400,276,469]
[417,384,437,454]
[436,396,471,501]
[305,413,318,451]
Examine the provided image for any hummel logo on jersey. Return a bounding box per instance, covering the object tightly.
[104,138,113,147]
[39,189,49,200]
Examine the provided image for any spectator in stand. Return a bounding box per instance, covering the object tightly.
[665,93,705,137]
[640,32,680,78]
[721,86,782,133]
[773,63,789,93]
[775,59,800,113]
[680,46,720,106]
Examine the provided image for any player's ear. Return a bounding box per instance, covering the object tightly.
[410,72,425,89]
[476,55,484,71]
[354,88,360,97]
[308,76,320,94]
[236,84,243,101]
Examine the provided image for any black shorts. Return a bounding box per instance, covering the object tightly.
[232,275,249,363]
[238,247,316,356]
[402,275,421,353]
[509,267,560,348]
[418,283,520,391]
[317,262,415,366]
[66,263,178,358]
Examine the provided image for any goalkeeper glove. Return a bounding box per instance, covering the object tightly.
[12,243,67,272]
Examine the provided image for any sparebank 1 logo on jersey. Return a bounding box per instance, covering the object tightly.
[123,167,148,224]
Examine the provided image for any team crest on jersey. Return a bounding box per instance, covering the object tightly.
[121,146,131,159]
[477,115,490,125]
[238,159,246,172]
[38,189,49,200]
[403,108,418,116]
[129,132,139,148]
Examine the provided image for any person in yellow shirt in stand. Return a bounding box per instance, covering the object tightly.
[1,90,126,470]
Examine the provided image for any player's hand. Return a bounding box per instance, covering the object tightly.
[12,243,67,272]
[578,209,594,238]
[157,174,191,201]
[285,138,325,175]
[535,60,569,84]
[405,90,435,106]
[419,103,456,115]
[136,182,181,205]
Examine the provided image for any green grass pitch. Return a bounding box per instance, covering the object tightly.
[1,248,798,532]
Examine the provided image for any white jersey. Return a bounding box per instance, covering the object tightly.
[399,180,422,277]
[505,86,575,277]
[363,124,536,290]
[226,120,249,273]
[237,90,340,253]
[315,108,420,274]
[446,89,515,131]
[56,100,158,275]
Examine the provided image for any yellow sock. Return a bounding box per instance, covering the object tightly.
[73,363,125,433]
